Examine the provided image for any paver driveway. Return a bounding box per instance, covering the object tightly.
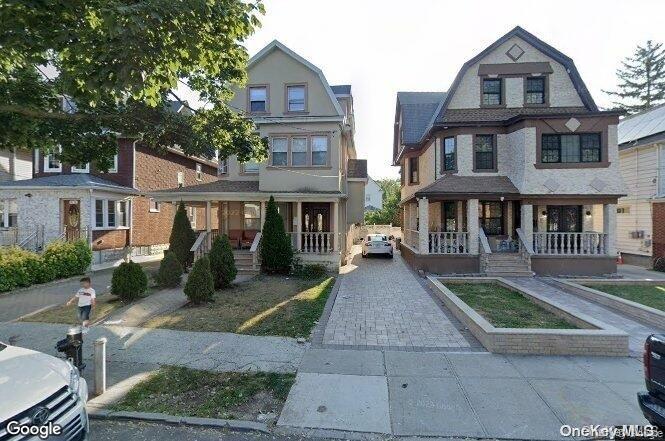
[322,247,471,348]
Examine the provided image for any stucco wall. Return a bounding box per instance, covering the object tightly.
[401,139,436,201]
[347,181,365,224]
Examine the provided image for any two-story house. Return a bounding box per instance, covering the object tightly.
[617,104,665,267]
[152,40,367,269]
[0,127,218,265]
[394,27,625,276]
[365,177,383,212]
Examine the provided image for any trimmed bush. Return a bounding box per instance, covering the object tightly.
[292,262,328,280]
[42,240,92,279]
[168,202,197,269]
[111,261,148,301]
[260,196,293,274]
[209,235,237,289]
[184,256,214,304]
[156,251,183,288]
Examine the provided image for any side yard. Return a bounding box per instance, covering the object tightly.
[582,284,665,312]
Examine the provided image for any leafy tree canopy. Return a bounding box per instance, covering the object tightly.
[0,0,268,169]
[364,178,401,226]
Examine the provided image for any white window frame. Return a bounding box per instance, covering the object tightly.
[93,198,130,230]
[311,135,329,166]
[242,161,260,174]
[149,198,161,213]
[44,147,62,173]
[71,163,90,173]
[196,163,202,181]
[108,154,119,173]
[0,199,18,228]
[187,206,197,229]
[177,171,184,187]
[219,159,228,175]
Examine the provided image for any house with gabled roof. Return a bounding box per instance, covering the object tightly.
[394,26,625,276]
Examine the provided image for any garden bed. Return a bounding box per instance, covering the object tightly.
[111,366,295,422]
[582,284,665,312]
[143,275,335,338]
[427,277,628,356]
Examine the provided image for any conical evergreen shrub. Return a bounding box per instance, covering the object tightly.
[156,251,183,288]
[184,256,214,304]
[111,261,148,302]
[260,196,293,274]
[209,235,237,289]
[168,201,196,269]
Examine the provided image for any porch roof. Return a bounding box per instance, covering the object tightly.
[414,175,519,199]
[0,174,137,194]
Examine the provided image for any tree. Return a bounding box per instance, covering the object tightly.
[111,261,148,302]
[604,40,665,113]
[156,251,183,288]
[364,179,401,226]
[184,256,215,304]
[168,202,196,269]
[209,235,237,289]
[260,196,293,273]
[0,0,267,167]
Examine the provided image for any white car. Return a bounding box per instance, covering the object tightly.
[362,234,394,258]
[0,342,89,441]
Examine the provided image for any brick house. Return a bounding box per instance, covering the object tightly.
[394,27,626,276]
[0,137,218,264]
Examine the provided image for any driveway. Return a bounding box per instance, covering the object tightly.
[321,247,475,349]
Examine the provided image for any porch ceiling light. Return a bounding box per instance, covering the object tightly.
[540,210,547,217]
[585,210,592,216]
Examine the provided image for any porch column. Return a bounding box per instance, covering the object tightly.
[205,201,212,247]
[506,202,514,238]
[296,201,302,250]
[467,199,479,254]
[260,201,266,230]
[333,201,340,252]
[603,203,617,256]
[418,197,429,253]
[520,204,533,249]
[456,201,464,232]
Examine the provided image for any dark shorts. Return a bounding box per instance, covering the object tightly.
[77,305,92,321]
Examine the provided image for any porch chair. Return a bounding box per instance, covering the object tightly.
[228,229,242,249]
[241,230,258,249]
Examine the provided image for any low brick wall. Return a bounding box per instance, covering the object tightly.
[427,277,629,356]
[531,255,617,276]
[550,279,665,329]
[400,243,480,274]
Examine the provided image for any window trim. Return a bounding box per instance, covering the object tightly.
[177,171,184,187]
[270,137,289,166]
[93,198,130,230]
[523,75,548,107]
[195,163,202,181]
[240,161,260,174]
[539,133,603,166]
[108,154,119,173]
[310,134,329,167]
[266,133,332,169]
[408,156,419,185]
[247,84,269,114]
[0,198,18,228]
[242,202,261,230]
[472,134,498,172]
[149,198,160,213]
[480,77,505,108]
[441,136,457,173]
[218,159,228,175]
[71,163,90,173]
[284,83,308,113]
[43,147,62,173]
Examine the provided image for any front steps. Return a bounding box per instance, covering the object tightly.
[482,253,533,277]
[233,250,260,275]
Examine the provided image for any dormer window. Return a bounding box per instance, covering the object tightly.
[525,77,546,105]
[71,163,89,173]
[286,84,306,112]
[482,78,502,106]
[44,147,62,173]
[248,86,268,112]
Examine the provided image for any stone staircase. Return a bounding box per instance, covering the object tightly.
[233,250,260,275]
[482,252,533,277]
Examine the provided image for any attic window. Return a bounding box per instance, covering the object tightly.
[287,85,306,112]
[526,77,546,104]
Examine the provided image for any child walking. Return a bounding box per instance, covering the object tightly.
[67,277,96,332]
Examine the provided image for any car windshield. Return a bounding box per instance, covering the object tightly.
[368,235,387,242]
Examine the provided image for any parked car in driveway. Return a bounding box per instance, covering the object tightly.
[0,341,89,440]
[638,334,665,430]
[362,234,394,258]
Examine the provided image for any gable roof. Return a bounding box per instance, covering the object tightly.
[248,40,344,117]
[618,103,665,147]
[424,26,598,143]
[396,92,446,145]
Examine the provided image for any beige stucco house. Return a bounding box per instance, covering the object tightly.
[394,27,625,276]
[153,40,366,269]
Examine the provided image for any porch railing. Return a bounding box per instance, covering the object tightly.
[249,232,262,270]
[288,232,337,254]
[404,229,418,248]
[533,232,608,255]
[191,231,211,263]
[428,232,469,254]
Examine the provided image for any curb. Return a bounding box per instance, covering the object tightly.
[87,408,271,433]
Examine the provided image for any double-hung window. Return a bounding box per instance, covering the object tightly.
[291,137,307,166]
[311,136,328,166]
[442,137,456,171]
[271,138,288,166]
[287,85,306,112]
[0,199,18,228]
[95,199,128,228]
[44,147,62,172]
[71,163,89,173]
[249,86,267,112]
[525,77,545,104]
[541,134,601,163]
[409,157,419,184]
[474,135,495,170]
[196,163,202,181]
[108,154,119,173]
[482,78,502,106]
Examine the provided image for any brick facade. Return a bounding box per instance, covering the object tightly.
[652,202,665,264]
[92,229,129,250]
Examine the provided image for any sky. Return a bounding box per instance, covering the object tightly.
[226,0,665,179]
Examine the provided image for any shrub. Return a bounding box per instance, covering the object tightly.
[184,256,214,304]
[292,262,328,279]
[156,251,183,288]
[42,240,92,279]
[111,261,148,301]
[209,235,237,289]
[260,196,293,274]
[168,202,197,269]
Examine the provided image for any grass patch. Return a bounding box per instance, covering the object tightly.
[144,275,334,338]
[444,282,577,329]
[21,293,125,324]
[111,366,295,420]
[583,284,665,312]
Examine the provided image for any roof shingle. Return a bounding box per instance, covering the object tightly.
[415,175,519,197]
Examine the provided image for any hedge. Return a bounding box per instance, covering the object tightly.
[0,240,92,292]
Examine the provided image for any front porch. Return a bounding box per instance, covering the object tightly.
[401,196,617,276]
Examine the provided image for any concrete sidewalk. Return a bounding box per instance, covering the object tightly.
[277,348,647,440]
[0,321,306,373]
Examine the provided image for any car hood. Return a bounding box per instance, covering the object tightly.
[0,345,70,423]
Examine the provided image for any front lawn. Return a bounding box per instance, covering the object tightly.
[583,284,665,312]
[111,366,295,421]
[444,282,577,329]
[21,293,124,325]
[143,275,335,338]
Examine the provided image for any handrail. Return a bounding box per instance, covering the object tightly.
[515,228,533,255]
[191,231,208,252]
[478,228,492,254]
[249,232,262,253]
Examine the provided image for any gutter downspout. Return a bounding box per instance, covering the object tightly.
[129,140,139,254]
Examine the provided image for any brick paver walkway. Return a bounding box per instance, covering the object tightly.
[323,247,470,348]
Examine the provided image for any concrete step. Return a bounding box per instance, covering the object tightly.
[484,271,534,277]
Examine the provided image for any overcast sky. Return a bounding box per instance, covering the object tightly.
[236,0,665,179]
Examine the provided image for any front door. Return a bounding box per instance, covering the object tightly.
[547,205,582,232]
[302,203,330,233]
[62,199,81,241]
[479,201,504,236]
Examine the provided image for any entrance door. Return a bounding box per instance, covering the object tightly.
[547,206,582,232]
[479,201,504,236]
[63,199,81,241]
[302,203,330,233]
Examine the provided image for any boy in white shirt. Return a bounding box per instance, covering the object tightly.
[67,277,96,332]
